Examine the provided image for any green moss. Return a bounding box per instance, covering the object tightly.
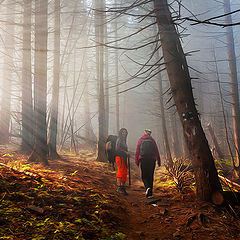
[215,158,232,166]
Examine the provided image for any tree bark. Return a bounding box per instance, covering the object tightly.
[224,0,240,171]
[169,113,181,158]
[158,71,173,167]
[28,0,48,165]
[207,123,224,160]
[114,0,120,132]
[84,81,97,146]
[48,0,61,159]
[21,0,34,152]
[0,2,15,144]
[154,0,222,201]
[104,13,109,136]
[95,0,107,162]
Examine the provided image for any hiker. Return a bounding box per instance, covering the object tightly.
[115,128,130,195]
[135,129,161,198]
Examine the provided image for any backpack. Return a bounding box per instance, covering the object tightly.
[105,135,118,164]
[139,138,156,157]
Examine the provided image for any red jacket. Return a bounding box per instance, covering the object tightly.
[135,134,161,166]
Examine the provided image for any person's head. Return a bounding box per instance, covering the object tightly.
[119,128,128,139]
[144,129,152,135]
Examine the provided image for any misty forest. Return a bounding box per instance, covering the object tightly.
[1,0,240,239]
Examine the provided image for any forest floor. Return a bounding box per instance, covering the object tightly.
[0,146,240,240]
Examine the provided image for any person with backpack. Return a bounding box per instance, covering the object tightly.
[135,129,161,198]
[105,135,118,170]
[115,128,130,195]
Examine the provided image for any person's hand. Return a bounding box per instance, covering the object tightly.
[126,151,130,157]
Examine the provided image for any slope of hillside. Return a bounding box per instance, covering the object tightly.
[0,149,240,240]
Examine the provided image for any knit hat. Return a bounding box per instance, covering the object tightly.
[144,129,152,134]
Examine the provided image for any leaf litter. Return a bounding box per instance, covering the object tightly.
[0,150,240,240]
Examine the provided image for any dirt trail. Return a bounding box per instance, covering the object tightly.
[62,153,239,240]
[113,176,240,240]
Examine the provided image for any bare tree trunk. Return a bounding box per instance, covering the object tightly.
[28,0,48,165]
[95,0,107,162]
[213,49,235,168]
[0,2,15,144]
[224,0,240,172]
[21,0,34,152]
[84,80,97,146]
[154,0,222,201]
[207,123,224,160]
[48,0,60,159]
[114,1,120,132]
[158,71,173,167]
[170,113,181,158]
[104,10,109,135]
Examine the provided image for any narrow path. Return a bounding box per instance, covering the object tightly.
[115,179,185,240]
[108,168,237,240]
[50,154,239,240]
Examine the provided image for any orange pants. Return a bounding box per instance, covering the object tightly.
[115,156,128,182]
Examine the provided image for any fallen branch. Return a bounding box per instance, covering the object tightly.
[218,175,240,191]
[212,191,240,206]
[0,162,42,181]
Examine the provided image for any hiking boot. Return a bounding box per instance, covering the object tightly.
[146,188,153,198]
[117,186,128,195]
[122,186,128,196]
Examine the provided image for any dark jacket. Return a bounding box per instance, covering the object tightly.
[115,128,128,159]
[115,137,128,159]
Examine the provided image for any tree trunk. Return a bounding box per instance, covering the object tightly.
[48,0,61,159]
[28,0,48,165]
[21,0,34,152]
[170,113,181,158]
[114,1,120,132]
[104,9,109,135]
[95,0,107,162]
[207,123,224,160]
[214,49,235,165]
[0,3,15,144]
[154,0,222,201]
[158,70,173,167]
[84,81,97,146]
[224,0,240,171]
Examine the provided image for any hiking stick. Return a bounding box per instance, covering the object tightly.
[128,156,131,186]
[112,161,115,171]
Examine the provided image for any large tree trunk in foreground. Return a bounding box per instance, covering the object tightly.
[28,0,48,165]
[48,0,61,159]
[154,0,222,201]
[21,0,34,153]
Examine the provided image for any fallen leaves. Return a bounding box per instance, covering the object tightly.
[0,154,123,240]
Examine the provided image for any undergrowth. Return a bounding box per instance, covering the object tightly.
[0,160,125,240]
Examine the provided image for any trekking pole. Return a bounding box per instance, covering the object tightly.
[128,156,131,186]
[112,161,115,171]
